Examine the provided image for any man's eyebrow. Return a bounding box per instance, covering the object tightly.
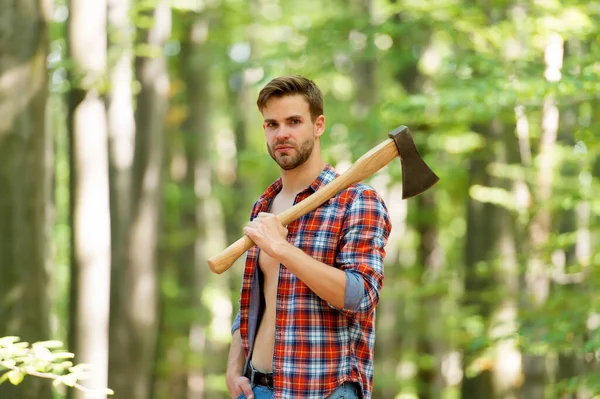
[263,115,304,123]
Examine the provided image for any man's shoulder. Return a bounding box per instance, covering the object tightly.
[335,182,391,234]
[338,182,386,204]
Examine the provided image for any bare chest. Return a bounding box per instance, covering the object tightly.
[257,194,294,279]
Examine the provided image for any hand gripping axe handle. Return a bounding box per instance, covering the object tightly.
[208,125,439,274]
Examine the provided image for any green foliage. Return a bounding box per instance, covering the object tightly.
[33,0,600,398]
[0,337,113,396]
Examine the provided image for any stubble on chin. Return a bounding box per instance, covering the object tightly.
[269,140,313,170]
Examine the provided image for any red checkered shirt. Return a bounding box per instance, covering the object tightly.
[236,164,391,399]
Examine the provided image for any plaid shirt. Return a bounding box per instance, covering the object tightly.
[236,164,391,399]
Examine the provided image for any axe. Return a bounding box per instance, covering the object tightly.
[208,125,439,274]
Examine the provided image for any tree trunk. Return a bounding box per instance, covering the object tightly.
[119,2,171,398]
[350,0,376,133]
[387,5,444,396]
[152,10,213,398]
[488,119,521,399]
[521,33,563,399]
[460,118,522,399]
[461,122,497,399]
[67,0,111,397]
[0,1,52,398]
[223,0,258,331]
[552,102,587,397]
[106,0,136,394]
[181,13,213,399]
[224,79,251,249]
[416,190,446,399]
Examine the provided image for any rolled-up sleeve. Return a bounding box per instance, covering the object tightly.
[340,270,364,311]
[332,188,391,320]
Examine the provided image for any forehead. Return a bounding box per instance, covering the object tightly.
[262,94,310,119]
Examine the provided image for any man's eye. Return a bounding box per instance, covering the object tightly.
[291,119,300,124]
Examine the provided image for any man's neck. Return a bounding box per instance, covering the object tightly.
[279,156,325,197]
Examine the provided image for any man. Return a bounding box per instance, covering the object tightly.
[226,75,391,399]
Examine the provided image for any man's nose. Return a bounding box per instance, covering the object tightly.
[275,125,291,140]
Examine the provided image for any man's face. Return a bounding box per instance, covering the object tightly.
[262,94,324,170]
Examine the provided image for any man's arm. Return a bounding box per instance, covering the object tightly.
[226,329,245,378]
[225,329,253,399]
[243,188,391,316]
[277,244,348,308]
[243,213,347,309]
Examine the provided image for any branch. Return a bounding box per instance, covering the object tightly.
[0,363,113,396]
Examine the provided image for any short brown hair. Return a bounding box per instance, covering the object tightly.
[257,75,323,121]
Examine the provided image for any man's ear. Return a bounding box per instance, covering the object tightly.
[314,115,325,137]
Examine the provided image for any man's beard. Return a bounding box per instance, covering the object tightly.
[267,135,315,170]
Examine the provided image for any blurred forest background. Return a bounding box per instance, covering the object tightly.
[1,0,599,398]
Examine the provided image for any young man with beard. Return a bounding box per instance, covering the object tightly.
[226,75,391,399]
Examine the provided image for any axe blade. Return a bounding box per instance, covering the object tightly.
[388,126,439,199]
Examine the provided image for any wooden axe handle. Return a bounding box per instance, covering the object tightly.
[207,138,399,274]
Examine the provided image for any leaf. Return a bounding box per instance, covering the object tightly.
[52,352,75,359]
[584,340,600,352]
[61,373,79,387]
[0,337,20,347]
[69,363,90,373]
[35,340,64,349]
[33,344,54,361]
[60,361,74,369]
[0,360,16,369]
[469,336,489,351]
[8,370,24,385]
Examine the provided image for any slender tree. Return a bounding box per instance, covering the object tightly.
[180,11,213,399]
[66,0,111,397]
[0,0,52,397]
[461,121,496,398]
[387,4,445,396]
[106,0,136,394]
[521,33,564,399]
[153,8,213,398]
[118,1,171,397]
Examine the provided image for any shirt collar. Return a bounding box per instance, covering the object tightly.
[307,164,337,193]
[257,164,338,206]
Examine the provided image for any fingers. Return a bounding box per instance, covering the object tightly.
[229,376,253,399]
[244,213,288,248]
[254,213,285,231]
[241,379,254,399]
[243,219,261,237]
[254,212,269,221]
[243,226,257,238]
[248,213,272,228]
[245,214,272,236]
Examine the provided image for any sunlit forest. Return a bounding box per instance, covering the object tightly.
[1,0,599,398]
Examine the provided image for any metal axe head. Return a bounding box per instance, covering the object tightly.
[388,125,439,199]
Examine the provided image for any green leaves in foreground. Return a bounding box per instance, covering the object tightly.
[0,336,114,396]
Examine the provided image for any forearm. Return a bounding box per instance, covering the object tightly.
[276,242,346,309]
[226,330,246,378]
